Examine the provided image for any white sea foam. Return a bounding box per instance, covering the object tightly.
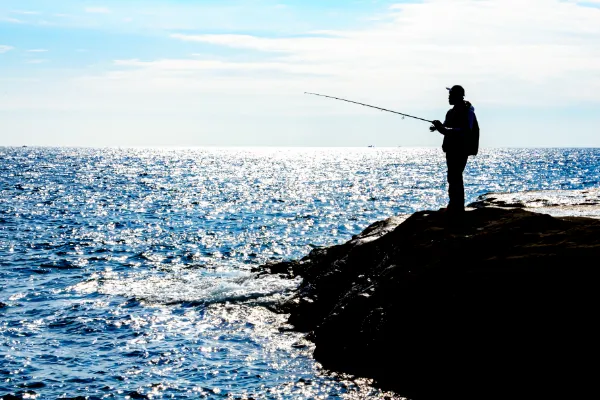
[71,269,301,305]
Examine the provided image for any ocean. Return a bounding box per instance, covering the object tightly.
[1,147,599,399]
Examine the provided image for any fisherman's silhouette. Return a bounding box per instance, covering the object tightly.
[430,85,479,215]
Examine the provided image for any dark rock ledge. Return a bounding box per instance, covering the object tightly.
[256,206,600,400]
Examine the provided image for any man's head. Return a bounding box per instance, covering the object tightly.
[446,85,465,105]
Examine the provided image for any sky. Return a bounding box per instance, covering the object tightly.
[1,0,600,147]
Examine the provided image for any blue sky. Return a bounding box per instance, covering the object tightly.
[1,0,600,147]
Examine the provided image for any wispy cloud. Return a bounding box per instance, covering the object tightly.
[26,59,48,64]
[27,49,48,53]
[0,45,14,54]
[1,17,24,24]
[85,7,111,14]
[11,10,41,15]
[113,58,329,76]
[169,33,325,53]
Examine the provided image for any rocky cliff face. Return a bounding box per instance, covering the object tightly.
[258,206,600,399]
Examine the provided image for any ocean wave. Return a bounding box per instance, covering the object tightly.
[70,270,301,306]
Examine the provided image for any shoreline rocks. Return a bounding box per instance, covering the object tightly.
[260,205,600,399]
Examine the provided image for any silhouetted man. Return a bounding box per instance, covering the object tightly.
[430,85,479,213]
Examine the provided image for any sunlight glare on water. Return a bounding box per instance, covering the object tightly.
[1,146,599,398]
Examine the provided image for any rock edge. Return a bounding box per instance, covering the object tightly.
[257,207,600,399]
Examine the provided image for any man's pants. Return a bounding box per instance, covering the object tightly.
[446,152,469,211]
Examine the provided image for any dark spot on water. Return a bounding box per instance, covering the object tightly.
[1,394,23,400]
[125,350,148,358]
[18,382,45,389]
[127,391,149,399]
[120,298,143,308]
[1,391,37,400]
[87,256,107,261]
[40,260,79,270]
[67,377,96,384]
[28,268,51,275]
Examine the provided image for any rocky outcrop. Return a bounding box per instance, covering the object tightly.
[469,188,600,218]
[259,206,600,399]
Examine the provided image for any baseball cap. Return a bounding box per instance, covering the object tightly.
[446,85,465,96]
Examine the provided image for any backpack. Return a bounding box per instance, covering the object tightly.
[467,113,480,156]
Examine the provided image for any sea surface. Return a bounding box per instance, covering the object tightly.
[1,147,599,399]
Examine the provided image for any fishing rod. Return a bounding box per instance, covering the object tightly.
[304,92,433,124]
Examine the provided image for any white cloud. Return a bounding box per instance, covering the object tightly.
[27,49,48,53]
[0,45,14,54]
[11,10,41,15]
[85,7,111,14]
[169,33,339,53]
[158,0,600,107]
[26,59,48,64]
[113,58,329,76]
[1,17,24,24]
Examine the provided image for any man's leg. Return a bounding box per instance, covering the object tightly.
[446,152,469,211]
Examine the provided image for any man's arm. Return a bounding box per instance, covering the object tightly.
[433,108,475,136]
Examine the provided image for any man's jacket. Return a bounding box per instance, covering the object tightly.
[442,102,479,156]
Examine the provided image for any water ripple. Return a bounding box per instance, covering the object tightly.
[1,146,599,398]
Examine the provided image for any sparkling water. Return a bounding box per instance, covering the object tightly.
[1,147,599,399]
